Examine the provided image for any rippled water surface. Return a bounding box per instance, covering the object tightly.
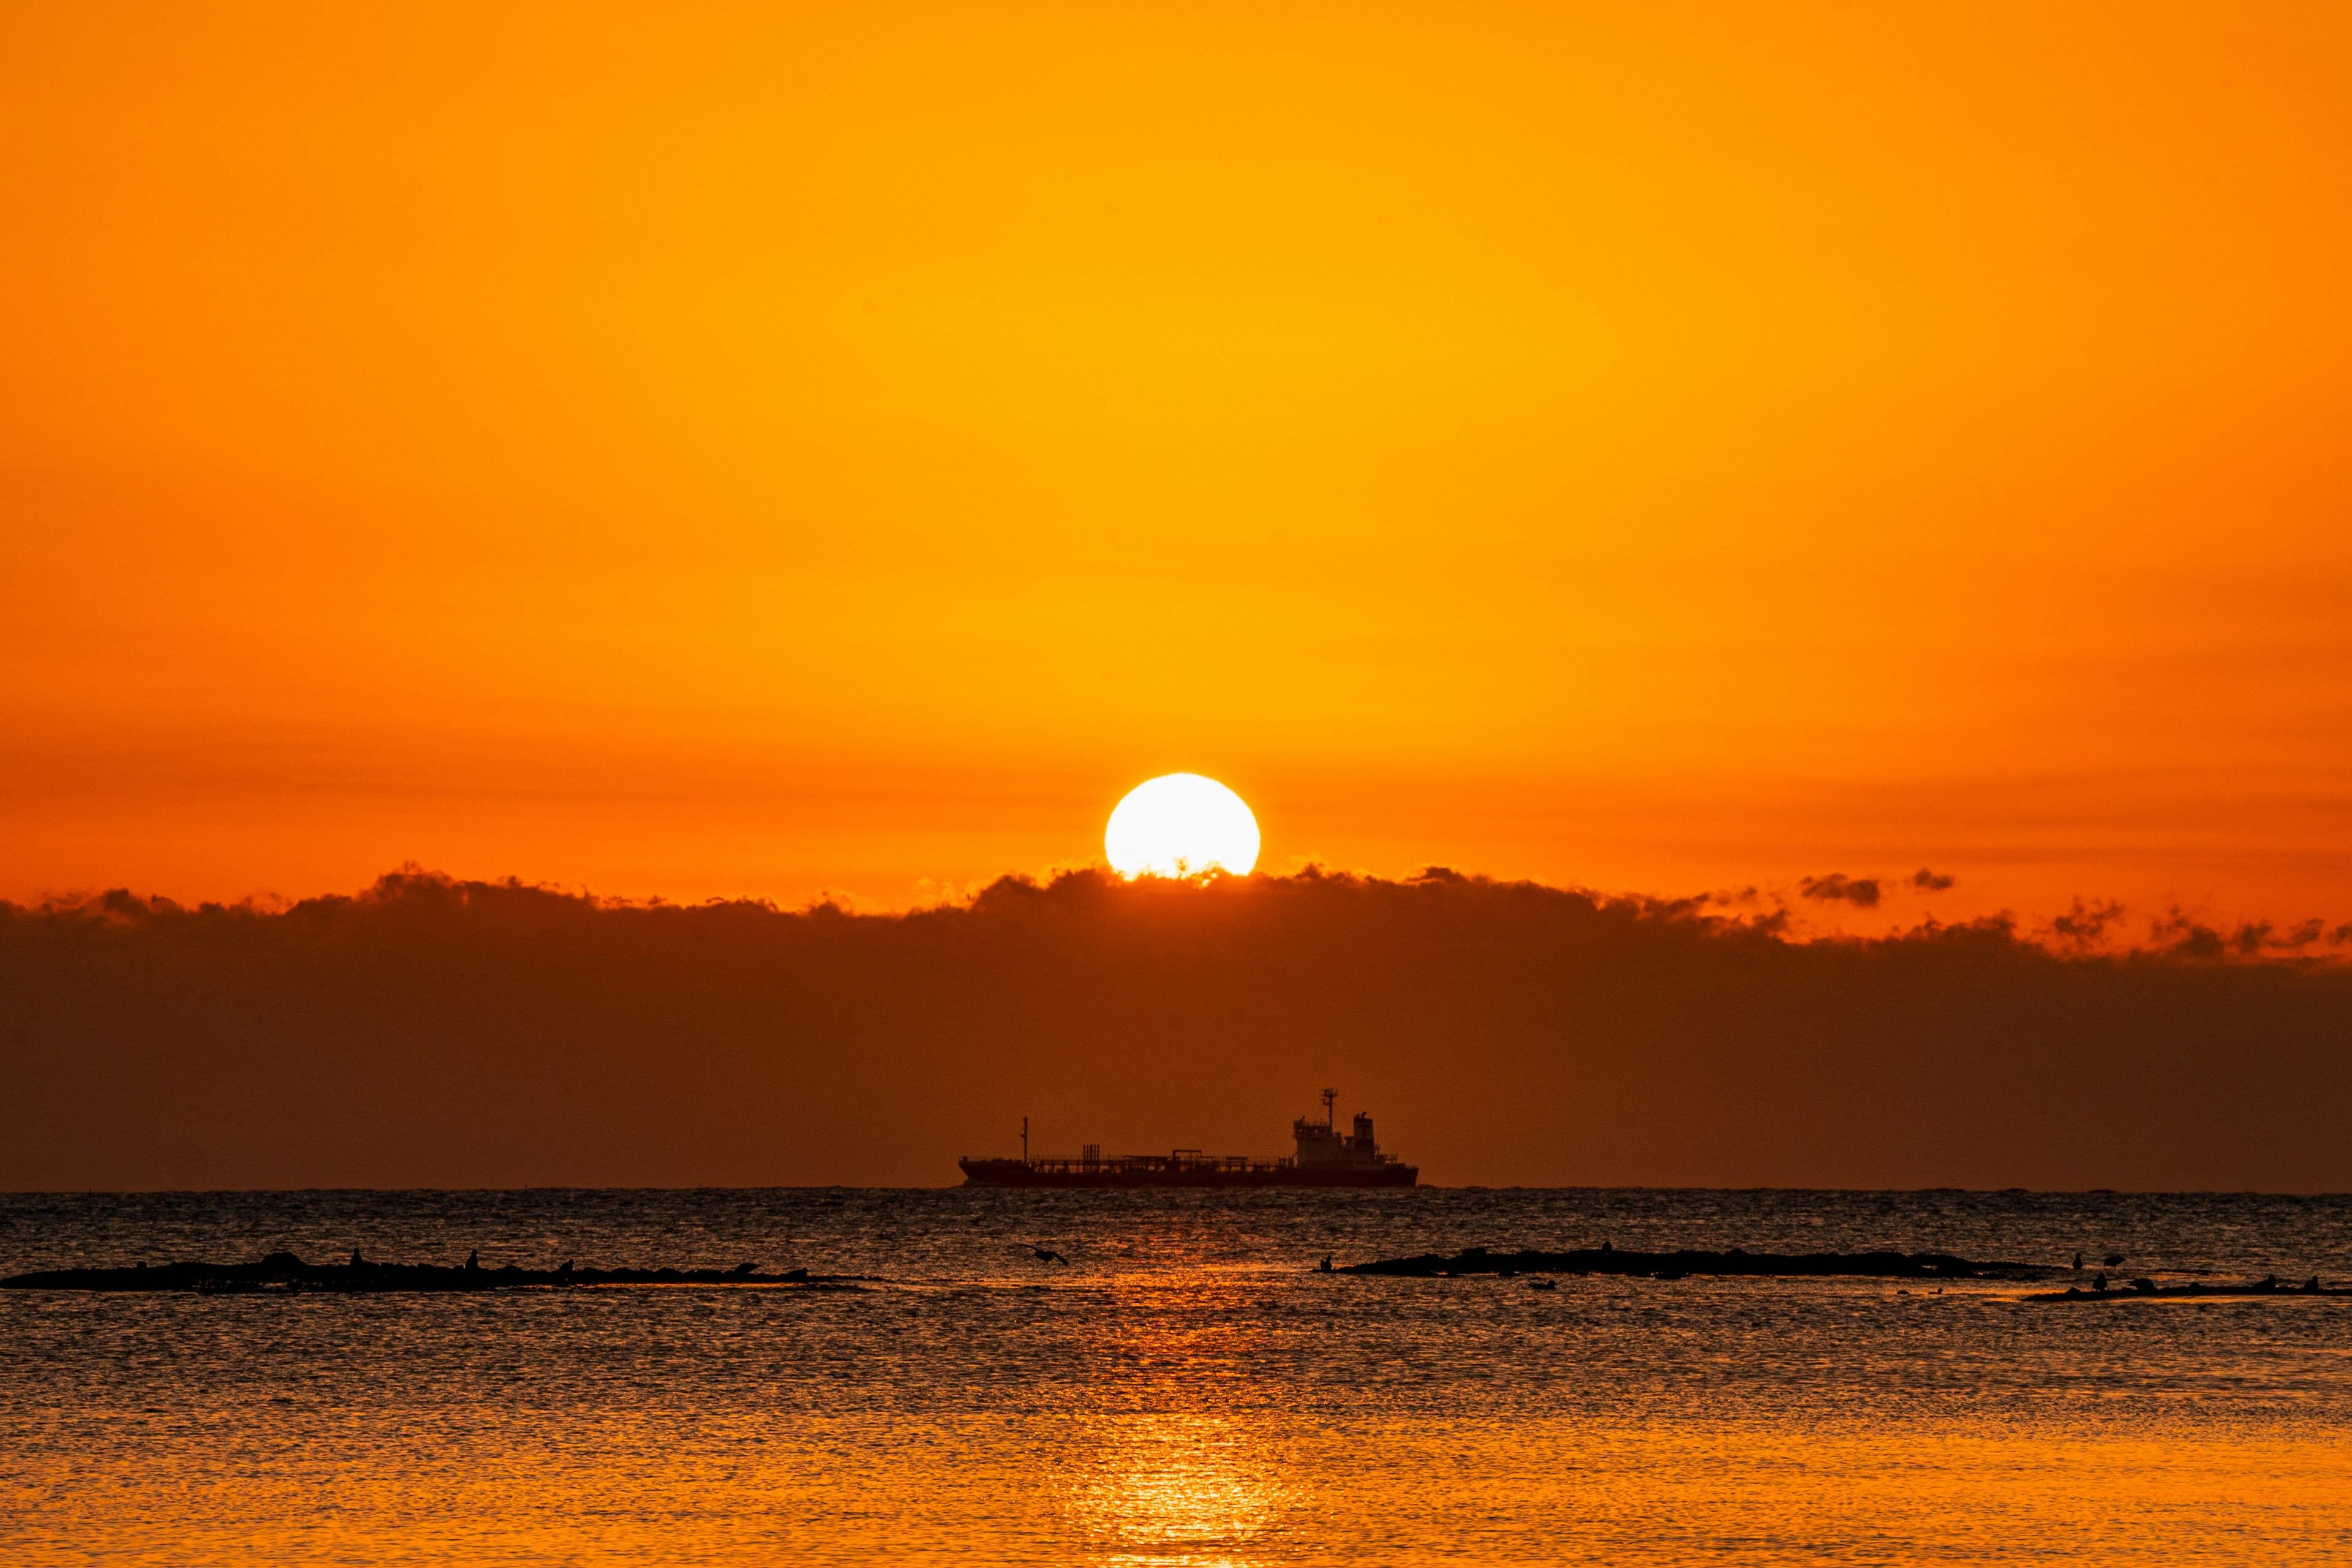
[7,1188,2351,1564]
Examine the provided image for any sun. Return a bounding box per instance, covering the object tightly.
[1104,774,1261,879]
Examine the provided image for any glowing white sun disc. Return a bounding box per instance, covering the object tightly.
[1105,774,1261,879]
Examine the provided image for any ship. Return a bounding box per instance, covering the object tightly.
[958,1090,1417,1188]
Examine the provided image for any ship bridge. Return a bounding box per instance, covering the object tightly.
[1291,1089,1401,1170]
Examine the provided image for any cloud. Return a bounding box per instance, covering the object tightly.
[1798,873,1882,908]
[2047,898,2125,948]
[3,867,2348,1194]
[1909,869,1958,892]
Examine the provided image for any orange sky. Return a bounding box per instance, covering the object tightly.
[4,1,2348,935]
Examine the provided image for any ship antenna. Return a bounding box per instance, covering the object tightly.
[1022,1115,1029,1164]
[1322,1088,1336,1129]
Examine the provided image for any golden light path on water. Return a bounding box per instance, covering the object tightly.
[1054,1412,1298,1567]
[1046,1273,1302,1567]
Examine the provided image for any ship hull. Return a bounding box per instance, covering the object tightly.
[959,1159,1417,1189]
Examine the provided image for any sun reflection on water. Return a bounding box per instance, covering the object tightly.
[1054,1411,1303,1568]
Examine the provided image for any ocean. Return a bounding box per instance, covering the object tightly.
[6,1186,2350,1564]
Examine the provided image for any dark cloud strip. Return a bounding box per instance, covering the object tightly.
[1799,873,1882,907]
[3,869,2348,1193]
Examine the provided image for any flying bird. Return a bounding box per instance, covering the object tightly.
[2103,1254,2125,1267]
[1019,1243,1070,1266]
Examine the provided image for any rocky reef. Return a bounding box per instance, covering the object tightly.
[1334,1244,2054,1281]
[2022,1274,2344,1304]
[1,1250,861,1292]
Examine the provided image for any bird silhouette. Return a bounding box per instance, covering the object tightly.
[2103,1253,2125,1267]
[557,1259,574,1275]
[2072,1253,2083,1271]
[464,1250,480,1272]
[349,1248,364,1267]
[1019,1242,1069,1266]
[729,1261,757,1276]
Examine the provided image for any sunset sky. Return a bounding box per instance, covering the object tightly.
[6,2,2348,935]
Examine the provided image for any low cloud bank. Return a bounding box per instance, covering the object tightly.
[3,868,2347,1191]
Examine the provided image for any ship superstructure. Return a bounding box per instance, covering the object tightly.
[957,1090,1417,1188]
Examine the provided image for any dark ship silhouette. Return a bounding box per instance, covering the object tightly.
[959,1090,1417,1188]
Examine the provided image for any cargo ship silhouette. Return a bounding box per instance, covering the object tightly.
[959,1090,1418,1188]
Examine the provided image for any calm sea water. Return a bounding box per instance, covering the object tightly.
[6,1188,2351,1566]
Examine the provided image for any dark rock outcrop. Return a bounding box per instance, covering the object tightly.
[2,1253,861,1292]
[1335,1245,2054,1281]
[2026,1275,2344,1304]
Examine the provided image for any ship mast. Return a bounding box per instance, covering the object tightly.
[1022,1116,1029,1164]
[1321,1088,1336,1129]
